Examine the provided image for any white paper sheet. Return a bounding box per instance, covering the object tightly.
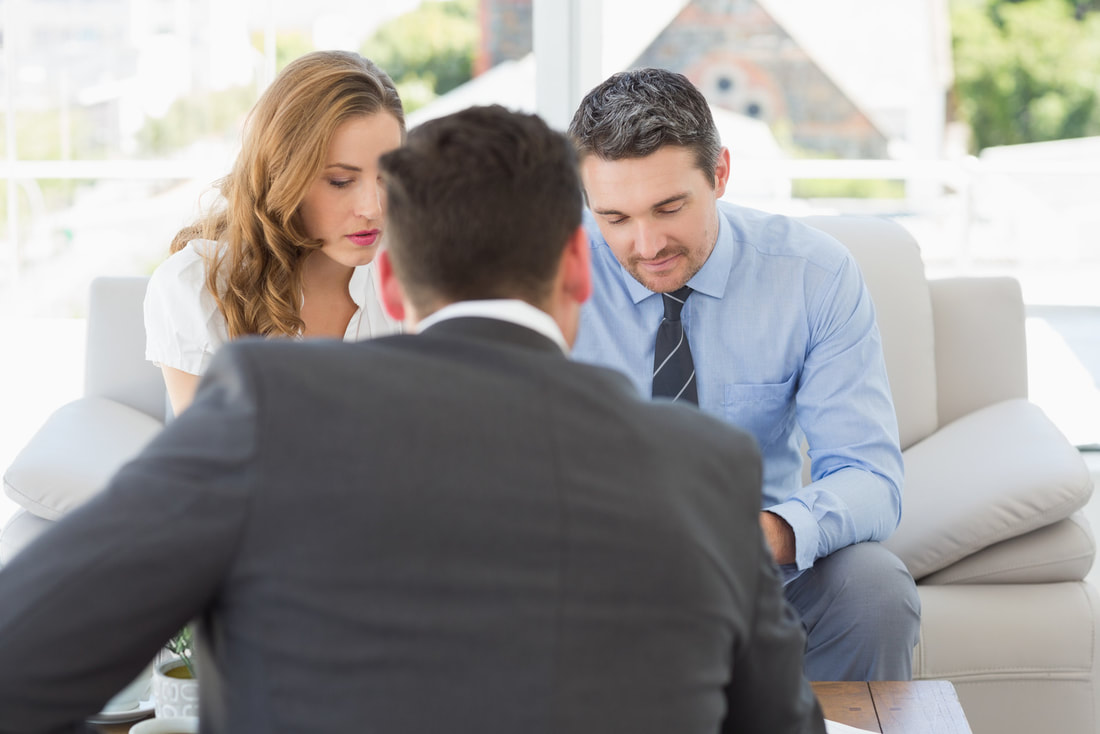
[825,718,876,734]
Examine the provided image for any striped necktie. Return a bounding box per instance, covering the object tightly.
[652,285,698,405]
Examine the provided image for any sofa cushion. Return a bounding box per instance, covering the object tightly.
[3,396,163,521]
[930,276,1028,426]
[916,582,1100,677]
[913,582,1100,734]
[918,511,1094,585]
[885,399,1093,580]
[801,215,938,450]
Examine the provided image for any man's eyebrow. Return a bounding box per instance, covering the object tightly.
[652,193,689,209]
[593,193,690,218]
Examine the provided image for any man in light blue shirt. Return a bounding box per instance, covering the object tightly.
[569,68,920,681]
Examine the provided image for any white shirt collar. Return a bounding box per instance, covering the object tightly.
[416,299,569,353]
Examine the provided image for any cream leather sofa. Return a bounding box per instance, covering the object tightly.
[804,215,1098,734]
[1,277,166,561]
[4,219,1097,733]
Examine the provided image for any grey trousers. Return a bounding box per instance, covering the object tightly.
[783,542,921,681]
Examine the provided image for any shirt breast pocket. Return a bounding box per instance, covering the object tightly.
[720,372,798,449]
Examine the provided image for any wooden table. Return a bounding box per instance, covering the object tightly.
[812,681,972,733]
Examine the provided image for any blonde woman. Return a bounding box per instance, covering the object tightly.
[145,51,405,415]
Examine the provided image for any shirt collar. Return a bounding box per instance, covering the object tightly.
[415,299,569,353]
[347,264,371,308]
[620,208,733,304]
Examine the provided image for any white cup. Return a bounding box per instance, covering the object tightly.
[130,717,199,734]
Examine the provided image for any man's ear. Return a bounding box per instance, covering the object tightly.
[714,147,731,199]
[562,225,591,304]
[376,249,406,322]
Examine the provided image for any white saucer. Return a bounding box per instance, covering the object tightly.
[86,698,156,724]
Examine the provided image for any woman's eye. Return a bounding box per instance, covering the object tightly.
[329,179,353,189]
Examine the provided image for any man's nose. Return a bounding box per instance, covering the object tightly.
[634,221,665,258]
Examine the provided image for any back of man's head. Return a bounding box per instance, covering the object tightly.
[379,105,582,315]
[568,67,721,179]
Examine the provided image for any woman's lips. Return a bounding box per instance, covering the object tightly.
[348,230,380,247]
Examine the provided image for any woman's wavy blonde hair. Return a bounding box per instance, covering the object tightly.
[170,51,405,339]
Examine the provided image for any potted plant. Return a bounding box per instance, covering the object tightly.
[153,626,199,718]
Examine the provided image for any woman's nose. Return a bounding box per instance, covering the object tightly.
[357,180,383,220]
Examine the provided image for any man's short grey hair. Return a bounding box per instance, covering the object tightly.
[568,67,722,181]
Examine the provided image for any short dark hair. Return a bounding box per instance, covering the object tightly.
[379,105,583,313]
[568,68,721,180]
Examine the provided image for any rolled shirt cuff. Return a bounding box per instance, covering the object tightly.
[764,499,820,573]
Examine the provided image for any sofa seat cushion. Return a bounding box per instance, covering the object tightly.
[915,582,1100,678]
[913,582,1100,734]
[3,396,163,520]
[885,399,1093,580]
[919,511,1094,585]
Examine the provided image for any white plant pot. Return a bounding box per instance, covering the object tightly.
[152,659,200,718]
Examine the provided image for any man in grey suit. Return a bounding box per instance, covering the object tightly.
[0,106,824,734]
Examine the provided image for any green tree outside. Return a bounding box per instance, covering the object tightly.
[0,109,98,231]
[137,86,257,157]
[361,0,480,114]
[136,31,317,157]
[952,0,1100,151]
[265,30,315,74]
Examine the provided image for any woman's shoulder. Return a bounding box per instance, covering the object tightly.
[145,239,229,373]
[150,239,220,284]
[146,238,226,323]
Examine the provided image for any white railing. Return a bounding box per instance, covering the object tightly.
[0,160,224,180]
[3,155,1099,314]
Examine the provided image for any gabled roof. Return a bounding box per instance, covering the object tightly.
[757,0,952,136]
[615,0,952,140]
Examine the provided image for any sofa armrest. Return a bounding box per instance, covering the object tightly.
[918,511,1094,585]
[2,397,163,520]
[884,398,1092,580]
[931,277,1028,426]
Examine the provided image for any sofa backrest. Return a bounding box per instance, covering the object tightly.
[800,216,939,450]
[85,276,167,422]
[930,276,1028,424]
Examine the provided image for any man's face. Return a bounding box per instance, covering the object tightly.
[580,145,729,293]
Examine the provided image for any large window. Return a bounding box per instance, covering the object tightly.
[1,0,1098,520]
[4,0,1098,319]
[0,0,505,317]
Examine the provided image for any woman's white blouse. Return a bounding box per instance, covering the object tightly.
[144,239,401,375]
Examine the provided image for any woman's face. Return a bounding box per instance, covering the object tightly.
[299,112,404,270]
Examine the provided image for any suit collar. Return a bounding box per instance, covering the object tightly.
[416,299,568,353]
[419,317,566,356]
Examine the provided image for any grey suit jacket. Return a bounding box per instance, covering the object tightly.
[0,317,823,734]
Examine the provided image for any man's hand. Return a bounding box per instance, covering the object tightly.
[759,511,796,565]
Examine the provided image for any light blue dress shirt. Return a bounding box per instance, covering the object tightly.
[573,201,904,576]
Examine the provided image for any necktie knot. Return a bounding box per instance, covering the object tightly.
[662,286,693,322]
